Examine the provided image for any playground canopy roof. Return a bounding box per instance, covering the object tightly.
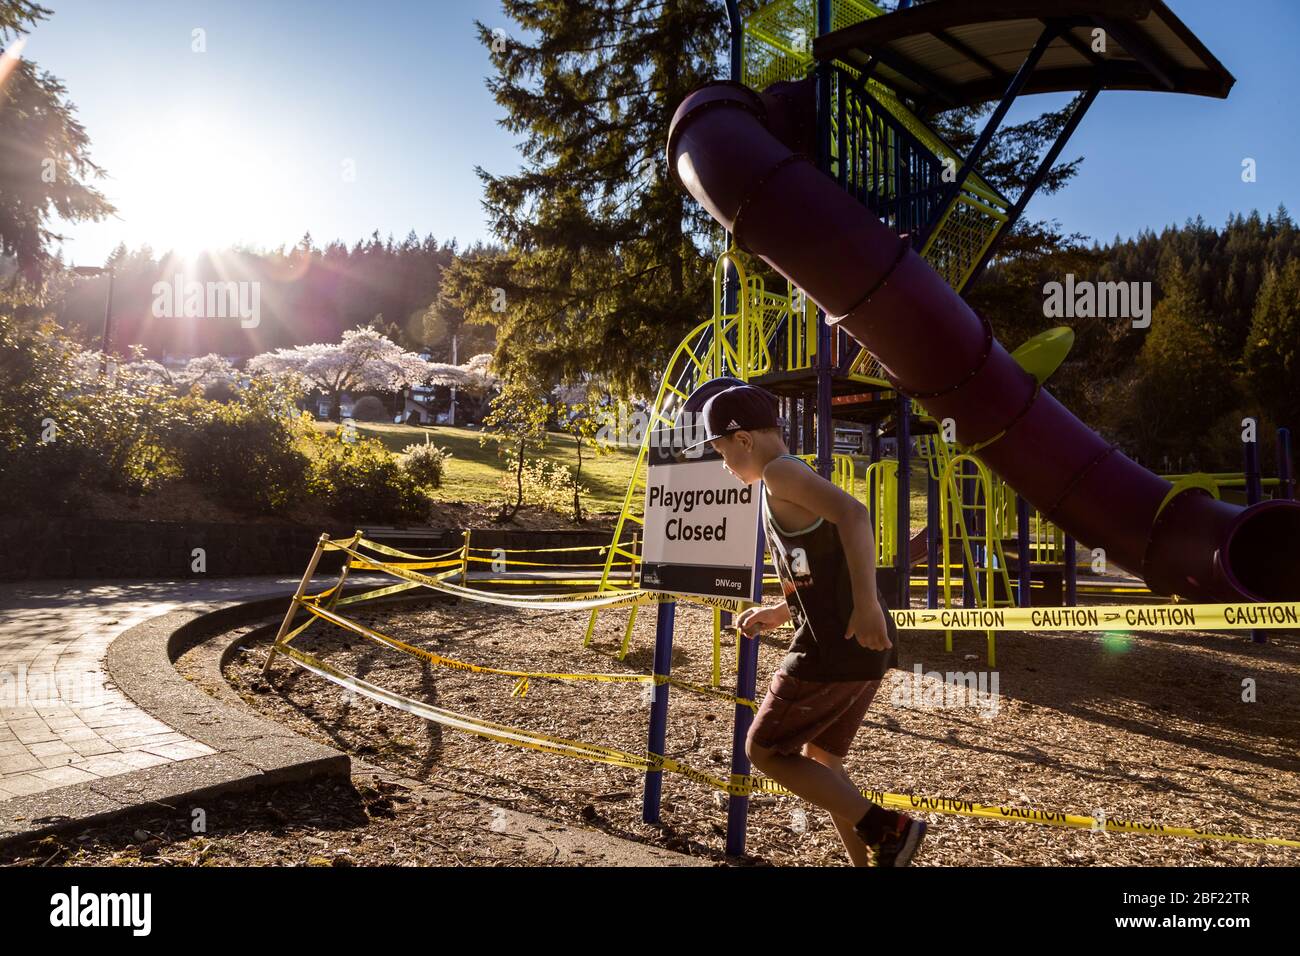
[813,0,1235,112]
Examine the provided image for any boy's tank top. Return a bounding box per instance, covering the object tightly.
[761,454,899,682]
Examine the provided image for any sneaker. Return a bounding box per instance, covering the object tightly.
[868,815,927,867]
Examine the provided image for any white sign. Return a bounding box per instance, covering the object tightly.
[639,454,764,602]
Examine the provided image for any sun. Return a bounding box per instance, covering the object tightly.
[124,112,287,259]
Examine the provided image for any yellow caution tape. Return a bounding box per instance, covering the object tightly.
[304,582,341,603]
[466,542,618,554]
[331,537,462,563]
[275,643,1300,849]
[892,602,1300,632]
[333,580,424,606]
[322,535,747,614]
[279,643,655,768]
[466,554,624,569]
[338,542,661,611]
[295,599,757,711]
[349,558,463,572]
[745,777,1300,848]
[463,577,637,587]
[301,600,653,685]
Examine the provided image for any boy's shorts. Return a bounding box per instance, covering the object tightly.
[746,669,881,760]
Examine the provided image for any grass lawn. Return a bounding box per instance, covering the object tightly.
[313,422,935,523]
[314,422,640,511]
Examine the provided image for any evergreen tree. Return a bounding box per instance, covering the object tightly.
[1116,262,1236,465]
[442,0,731,400]
[1244,259,1300,430]
[0,1,115,302]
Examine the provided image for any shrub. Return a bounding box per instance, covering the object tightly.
[0,439,89,513]
[401,440,451,489]
[70,382,186,495]
[311,436,430,523]
[495,455,587,518]
[0,315,83,506]
[350,395,390,422]
[165,380,312,514]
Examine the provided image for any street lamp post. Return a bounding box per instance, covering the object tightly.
[71,265,115,370]
[449,332,458,427]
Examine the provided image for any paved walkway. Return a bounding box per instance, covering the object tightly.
[0,576,348,802]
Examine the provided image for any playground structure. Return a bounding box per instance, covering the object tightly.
[583,0,1299,670]
[262,0,1300,860]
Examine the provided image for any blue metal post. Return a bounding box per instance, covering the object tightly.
[726,502,767,855]
[726,628,760,856]
[1279,428,1295,500]
[918,23,1059,251]
[1016,494,1032,606]
[1244,424,1264,643]
[926,466,939,608]
[1245,422,1263,505]
[895,397,911,610]
[1064,534,1078,606]
[868,427,881,529]
[642,599,676,822]
[814,0,834,480]
[723,0,742,83]
[802,398,814,456]
[817,338,833,479]
[722,0,742,342]
[962,82,1101,294]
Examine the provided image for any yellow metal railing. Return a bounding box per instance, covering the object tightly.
[585,248,798,678]
[742,0,884,91]
[938,454,1012,665]
[864,459,898,566]
[743,0,1010,293]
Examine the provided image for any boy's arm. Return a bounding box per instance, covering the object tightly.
[762,458,891,650]
[736,600,791,637]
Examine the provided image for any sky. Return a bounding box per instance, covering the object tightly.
[21,0,1300,269]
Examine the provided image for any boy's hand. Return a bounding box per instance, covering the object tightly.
[846,594,892,651]
[737,604,787,638]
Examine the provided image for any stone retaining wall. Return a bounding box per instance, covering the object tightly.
[0,519,616,580]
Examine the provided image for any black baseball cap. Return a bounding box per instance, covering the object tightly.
[680,383,781,455]
[680,375,744,418]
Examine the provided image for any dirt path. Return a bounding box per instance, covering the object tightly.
[200,598,1300,867]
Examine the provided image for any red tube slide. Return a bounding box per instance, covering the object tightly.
[667,79,1300,602]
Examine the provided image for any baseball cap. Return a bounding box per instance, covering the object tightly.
[679,375,745,418]
[680,383,781,455]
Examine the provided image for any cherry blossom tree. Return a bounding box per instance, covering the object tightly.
[247,326,436,420]
[175,354,237,390]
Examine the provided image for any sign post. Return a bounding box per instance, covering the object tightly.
[639,434,765,834]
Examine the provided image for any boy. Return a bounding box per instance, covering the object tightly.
[681,382,926,867]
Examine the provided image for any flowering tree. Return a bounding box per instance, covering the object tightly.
[551,378,612,523]
[480,376,552,522]
[175,354,237,390]
[247,326,435,420]
[445,352,501,422]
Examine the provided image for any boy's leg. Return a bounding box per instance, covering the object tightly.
[802,743,871,867]
[747,739,873,823]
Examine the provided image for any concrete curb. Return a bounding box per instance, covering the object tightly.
[1,587,715,865]
[0,591,359,847]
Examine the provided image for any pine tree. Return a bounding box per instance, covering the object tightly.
[1244,259,1300,430]
[0,1,115,302]
[441,0,730,400]
[1120,262,1237,464]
